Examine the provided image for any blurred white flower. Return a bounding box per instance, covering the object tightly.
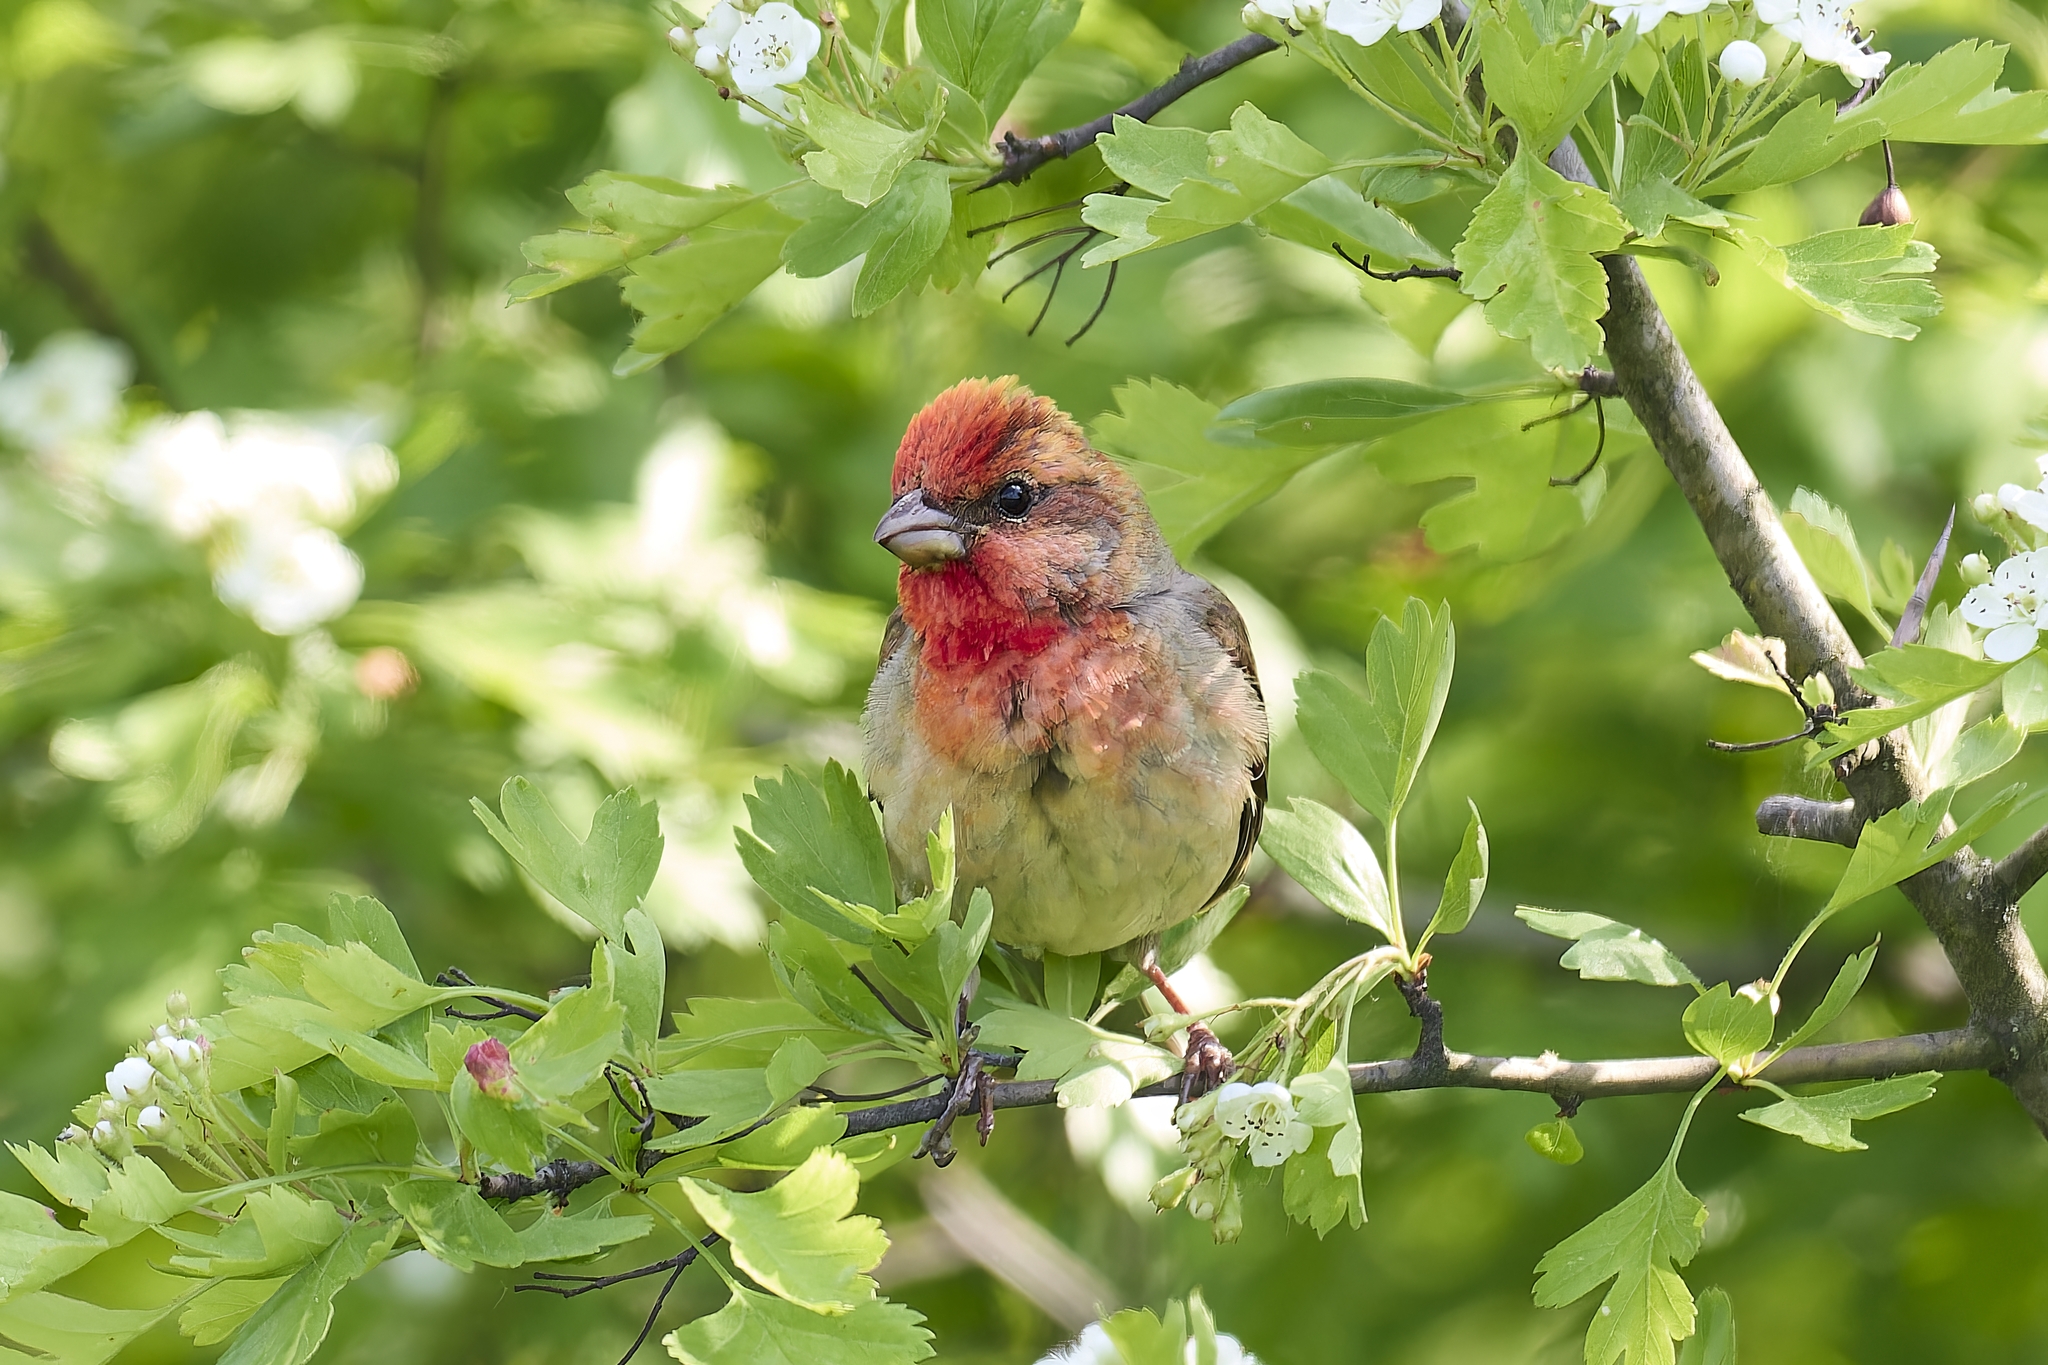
[1755,0,1888,79]
[737,85,795,126]
[1214,1080,1312,1167]
[1999,481,2048,535]
[1597,0,1712,34]
[1718,39,1768,84]
[725,3,820,93]
[111,411,395,539]
[106,1055,156,1102]
[0,332,131,452]
[693,0,745,73]
[1959,549,2048,662]
[1325,0,1439,44]
[213,521,366,635]
[1036,1324,1121,1365]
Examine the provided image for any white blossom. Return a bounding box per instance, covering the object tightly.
[135,1105,170,1133]
[1959,548,2048,662]
[1999,481,2048,536]
[106,1055,157,1102]
[0,332,131,452]
[1035,1324,1121,1365]
[1325,0,1440,44]
[1213,1080,1313,1167]
[1718,39,1768,85]
[692,0,745,73]
[725,2,821,94]
[1596,0,1712,35]
[110,411,394,541]
[213,521,366,636]
[1195,1335,1259,1365]
[1755,0,1889,80]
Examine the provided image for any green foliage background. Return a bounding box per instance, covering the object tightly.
[5,0,2048,1354]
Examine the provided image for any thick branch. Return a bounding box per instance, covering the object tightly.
[1756,795,1862,848]
[980,34,1280,187]
[835,1029,1995,1137]
[1581,152,2048,1132]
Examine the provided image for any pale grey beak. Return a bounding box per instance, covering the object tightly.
[875,490,968,567]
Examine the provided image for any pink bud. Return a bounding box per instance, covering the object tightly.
[464,1039,518,1099]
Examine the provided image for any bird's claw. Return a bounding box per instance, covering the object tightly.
[1180,1023,1234,1104]
[914,1049,1008,1166]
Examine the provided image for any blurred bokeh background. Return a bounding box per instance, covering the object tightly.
[5,0,2048,1356]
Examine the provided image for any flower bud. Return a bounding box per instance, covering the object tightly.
[1859,183,1912,227]
[98,1098,125,1124]
[106,1056,156,1103]
[1293,0,1327,24]
[162,1036,204,1072]
[1961,553,1992,587]
[136,1105,170,1135]
[1150,1165,1199,1212]
[91,1119,132,1158]
[464,1038,519,1099]
[667,24,697,55]
[1210,1173,1244,1244]
[1718,39,1767,86]
[57,1124,87,1145]
[165,991,190,1019]
[1975,492,2003,524]
[1736,979,1780,1015]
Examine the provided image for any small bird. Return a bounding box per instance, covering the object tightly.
[862,376,1268,1094]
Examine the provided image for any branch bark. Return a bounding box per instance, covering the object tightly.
[979,34,1280,187]
[1755,795,1862,847]
[832,1028,1996,1139]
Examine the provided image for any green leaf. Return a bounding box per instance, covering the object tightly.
[473,780,662,941]
[1736,225,1940,341]
[215,1222,398,1365]
[1282,1061,1365,1235]
[916,0,1078,118]
[717,1108,849,1171]
[1100,1302,1190,1365]
[2002,654,2048,729]
[1818,645,2015,757]
[81,1156,197,1246]
[180,1278,288,1348]
[387,1180,651,1271]
[1478,0,1634,157]
[1615,176,1728,241]
[509,174,757,300]
[450,1070,550,1174]
[510,983,623,1103]
[1681,983,1776,1068]
[661,998,867,1070]
[863,888,993,1029]
[641,1068,777,1152]
[1092,379,1327,554]
[599,908,667,1067]
[1926,713,2027,791]
[976,1004,1180,1107]
[6,1142,108,1214]
[1260,798,1396,943]
[1516,906,1701,988]
[162,1188,343,1279]
[1533,1163,1707,1365]
[1783,487,1885,636]
[665,1285,934,1365]
[1294,597,1455,827]
[1740,1073,1940,1152]
[1255,174,1450,269]
[1773,940,1877,1056]
[1821,785,2028,915]
[325,894,421,980]
[683,1150,887,1312]
[801,98,931,207]
[0,1190,105,1302]
[1425,800,1488,942]
[1082,105,1332,266]
[1208,377,1473,449]
[1043,953,1100,1019]
[288,1098,420,1173]
[736,763,893,946]
[1675,1286,1735,1365]
[1453,151,1627,372]
[612,196,799,375]
[851,163,956,316]
[0,1291,177,1365]
[1526,1118,1585,1164]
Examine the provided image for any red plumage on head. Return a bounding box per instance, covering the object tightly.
[892,377,1082,501]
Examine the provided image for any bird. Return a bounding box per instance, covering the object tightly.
[861,376,1268,1096]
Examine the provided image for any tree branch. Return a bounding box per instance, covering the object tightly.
[1992,823,2048,902]
[1755,795,1862,847]
[833,1028,1996,1137]
[1561,130,2048,1133]
[979,34,1281,188]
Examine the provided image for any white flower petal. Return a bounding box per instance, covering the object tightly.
[1985,621,2040,662]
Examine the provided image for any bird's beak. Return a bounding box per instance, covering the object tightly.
[875,490,968,567]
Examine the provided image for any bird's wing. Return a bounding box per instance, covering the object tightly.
[1191,580,1268,906]
[877,605,911,673]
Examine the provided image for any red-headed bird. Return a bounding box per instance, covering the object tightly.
[862,377,1268,1093]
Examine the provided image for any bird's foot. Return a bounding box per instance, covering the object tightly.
[1180,1024,1234,1105]
[914,1048,1013,1166]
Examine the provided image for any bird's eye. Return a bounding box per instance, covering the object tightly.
[993,480,1032,519]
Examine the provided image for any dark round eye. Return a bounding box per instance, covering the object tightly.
[993,480,1032,519]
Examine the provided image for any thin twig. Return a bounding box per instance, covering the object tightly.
[847,964,933,1038]
[806,1074,947,1103]
[436,967,544,1022]
[1331,242,1463,282]
[1067,260,1118,345]
[980,34,1282,188]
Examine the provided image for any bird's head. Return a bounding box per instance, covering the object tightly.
[876,378,1168,655]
